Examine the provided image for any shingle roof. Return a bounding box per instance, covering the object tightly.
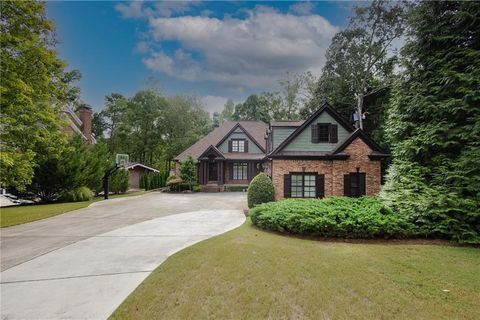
[175,121,268,162]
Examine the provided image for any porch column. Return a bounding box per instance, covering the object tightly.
[199,160,207,185]
[217,160,224,185]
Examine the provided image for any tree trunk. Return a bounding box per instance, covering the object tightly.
[356,92,364,129]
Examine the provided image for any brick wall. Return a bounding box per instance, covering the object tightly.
[272,138,381,200]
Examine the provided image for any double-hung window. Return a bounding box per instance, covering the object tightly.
[233,162,248,180]
[291,174,317,198]
[232,139,245,152]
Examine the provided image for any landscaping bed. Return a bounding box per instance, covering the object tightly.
[249,196,416,239]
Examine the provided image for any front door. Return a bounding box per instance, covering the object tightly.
[208,161,218,181]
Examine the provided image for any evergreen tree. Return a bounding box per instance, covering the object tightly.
[382,1,480,243]
[180,156,197,191]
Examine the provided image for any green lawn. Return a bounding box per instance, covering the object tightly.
[0,191,150,228]
[111,219,480,320]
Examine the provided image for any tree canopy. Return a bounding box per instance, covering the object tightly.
[382,1,480,243]
[0,1,72,190]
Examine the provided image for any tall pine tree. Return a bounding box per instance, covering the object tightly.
[382,1,480,243]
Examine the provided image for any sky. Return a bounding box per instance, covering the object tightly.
[46,1,356,114]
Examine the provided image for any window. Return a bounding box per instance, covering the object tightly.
[318,124,330,142]
[291,174,316,198]
[311,123,338,143]
[233,162,248,180]
[344,172,366,197]
[231,139,245,152]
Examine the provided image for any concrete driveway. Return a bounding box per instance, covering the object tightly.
[0,192,247,319]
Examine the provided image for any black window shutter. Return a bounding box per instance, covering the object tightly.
[244,140,248,153]
[230,163,234,179]
[284,174,291,198]
[228,140,232,152]
[344,174,351,196]
[330,124,338,143]
[311,124,319,143]
[358,173,366,196]
[316,174,325,198]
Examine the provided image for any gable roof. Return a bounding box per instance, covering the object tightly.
[124,162,159,172]
[332,128,387,155]
[175,121,268,162]
[198,145,225,160]
[269,102,355,156]
[215,122,266,153]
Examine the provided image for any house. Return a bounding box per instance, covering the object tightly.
[63,104,96,144]
[175,102,389,198]
[175,121,268,191]
[124,162,159,190]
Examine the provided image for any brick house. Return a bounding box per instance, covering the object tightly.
[175,102,388,198]
[62,104,96,144]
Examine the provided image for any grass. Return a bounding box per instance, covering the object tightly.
[0,191,150,228]
[111,219,480,320]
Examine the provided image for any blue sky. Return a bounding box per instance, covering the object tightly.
[46,1,355,114]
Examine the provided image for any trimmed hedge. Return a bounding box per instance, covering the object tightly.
[247,173,275,208]
[250,197,416,239]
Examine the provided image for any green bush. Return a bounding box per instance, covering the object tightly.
[249,197,416,239]
[110,169,129,194]
[60,186,94,202]
[247,173,275,208]
[192,185,200,192]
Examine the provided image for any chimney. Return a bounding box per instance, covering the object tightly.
[78,104,93,143]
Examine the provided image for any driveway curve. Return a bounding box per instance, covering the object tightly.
[0,193,246,319]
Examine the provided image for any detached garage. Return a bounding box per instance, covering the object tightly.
[124,163,159,190]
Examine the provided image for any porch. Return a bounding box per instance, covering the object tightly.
[198,158,263,191]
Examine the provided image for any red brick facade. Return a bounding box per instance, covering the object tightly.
[271,138,381,200]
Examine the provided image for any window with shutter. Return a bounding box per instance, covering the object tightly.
[344,172,366,197]
[318,123,330,142]
[289,173,318,198]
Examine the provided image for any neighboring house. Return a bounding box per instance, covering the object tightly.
[63,104,96,144]
[175,102,389,198]
[124,162,159,190]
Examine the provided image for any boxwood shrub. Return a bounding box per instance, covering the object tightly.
[249,196,416,239]
[247,173,275,208]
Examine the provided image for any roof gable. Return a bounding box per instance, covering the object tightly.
[216,123,266,153]
[332,129,386,154]
[270,102,355,155]
[174,121,268,161]
[198,145,225,160]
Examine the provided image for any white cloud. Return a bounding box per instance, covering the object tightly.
[119,4,339,93]
[115,1,201,19]
[200,95,229,114]
[289,2,316,16]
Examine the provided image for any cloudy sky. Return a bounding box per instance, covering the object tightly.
[47,1,355,114]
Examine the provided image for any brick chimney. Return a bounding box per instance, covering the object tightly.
[78,104,93,143]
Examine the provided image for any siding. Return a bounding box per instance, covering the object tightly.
[283,112,350,152]
[272,127,296,150]
[217,129,263,153]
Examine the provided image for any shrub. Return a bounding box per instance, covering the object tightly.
[60,186,94,202]
[192,185,200,192]
[166,174,183,192]
[249,197,416,239]
[247,173,275,208]
[110,169,129,194]
[180,156,197,190]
